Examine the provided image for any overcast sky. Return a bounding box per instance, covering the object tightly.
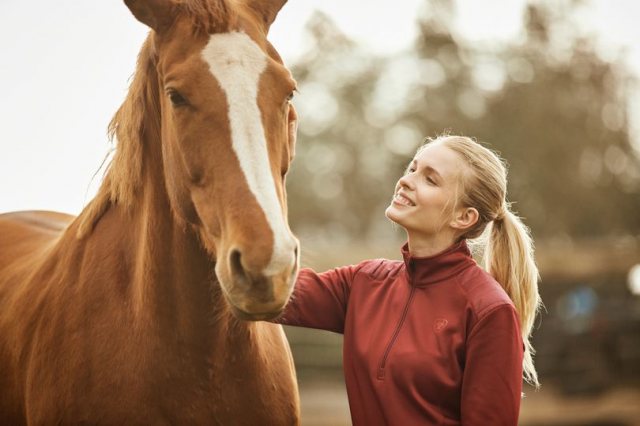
[1,0,639,214]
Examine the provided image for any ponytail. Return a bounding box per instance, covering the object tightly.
[427,134,542,387]
[485,208,541,388]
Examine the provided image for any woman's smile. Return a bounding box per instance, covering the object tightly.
[393,191,415,207]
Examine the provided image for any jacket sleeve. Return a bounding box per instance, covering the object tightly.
[273,264,362,334]
[461,304,524,426]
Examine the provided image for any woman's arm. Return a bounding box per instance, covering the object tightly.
[274,264,362,333]
[460,304,524,426]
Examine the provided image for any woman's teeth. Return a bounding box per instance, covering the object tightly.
[394,193,414,206]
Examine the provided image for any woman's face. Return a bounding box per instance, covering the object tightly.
[385,142,465,239]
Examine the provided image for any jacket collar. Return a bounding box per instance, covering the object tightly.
[401,240,476,286]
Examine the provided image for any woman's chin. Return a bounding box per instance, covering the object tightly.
[385,205,402,224]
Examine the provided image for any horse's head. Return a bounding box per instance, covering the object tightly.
[125,0,298,320]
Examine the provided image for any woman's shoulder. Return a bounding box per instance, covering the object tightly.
[455,263,514,319]
[356,258,404,280]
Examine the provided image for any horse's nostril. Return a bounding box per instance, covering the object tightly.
[229,248,244,277]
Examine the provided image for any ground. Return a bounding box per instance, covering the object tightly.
[298,377,640,426]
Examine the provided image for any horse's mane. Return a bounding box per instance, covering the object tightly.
[76,0,234,238]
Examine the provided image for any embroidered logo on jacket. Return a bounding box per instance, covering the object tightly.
[433,318,449,333]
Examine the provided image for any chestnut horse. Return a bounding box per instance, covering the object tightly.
[0,0,301,423]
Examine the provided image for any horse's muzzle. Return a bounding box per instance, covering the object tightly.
[219,244,298,321]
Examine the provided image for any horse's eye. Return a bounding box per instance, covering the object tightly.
[168,89,189,107]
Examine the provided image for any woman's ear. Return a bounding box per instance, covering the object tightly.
[450,207,479,231]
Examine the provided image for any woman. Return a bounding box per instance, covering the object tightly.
[277,135,541,425]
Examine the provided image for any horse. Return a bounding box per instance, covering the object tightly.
[0,0,301,423]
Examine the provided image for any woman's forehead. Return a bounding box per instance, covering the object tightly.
[413,143,464,179]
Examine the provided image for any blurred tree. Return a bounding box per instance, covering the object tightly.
[286,0,640,243]
[477,4,640,238]
[286,12,393,244]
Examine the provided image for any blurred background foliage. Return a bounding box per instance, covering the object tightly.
[286,0,639,244]
[283,1,640,424]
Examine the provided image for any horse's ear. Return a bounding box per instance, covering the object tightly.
[124,0,174,32]
[246,0,287,33]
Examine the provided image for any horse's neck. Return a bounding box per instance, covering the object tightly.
[70,129,245,345]
[124,142,231,334]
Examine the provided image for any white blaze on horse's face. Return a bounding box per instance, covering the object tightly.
[201,31,296,278]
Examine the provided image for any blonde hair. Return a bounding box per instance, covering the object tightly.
[422,135,542,388]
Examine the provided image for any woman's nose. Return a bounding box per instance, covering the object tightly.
[398,173,414,189]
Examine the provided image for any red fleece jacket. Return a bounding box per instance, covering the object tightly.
[277,240,523,425]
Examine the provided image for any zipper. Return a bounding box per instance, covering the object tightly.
[376,286,416,380]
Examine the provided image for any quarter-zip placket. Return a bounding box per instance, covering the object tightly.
[376,284,416,380]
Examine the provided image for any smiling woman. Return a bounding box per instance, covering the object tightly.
[275,134,542,426]
[0,0,302,423]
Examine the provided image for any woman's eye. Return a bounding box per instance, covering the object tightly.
[426,177,436,185]
[286,92,295,102]
[168,90,189,107]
